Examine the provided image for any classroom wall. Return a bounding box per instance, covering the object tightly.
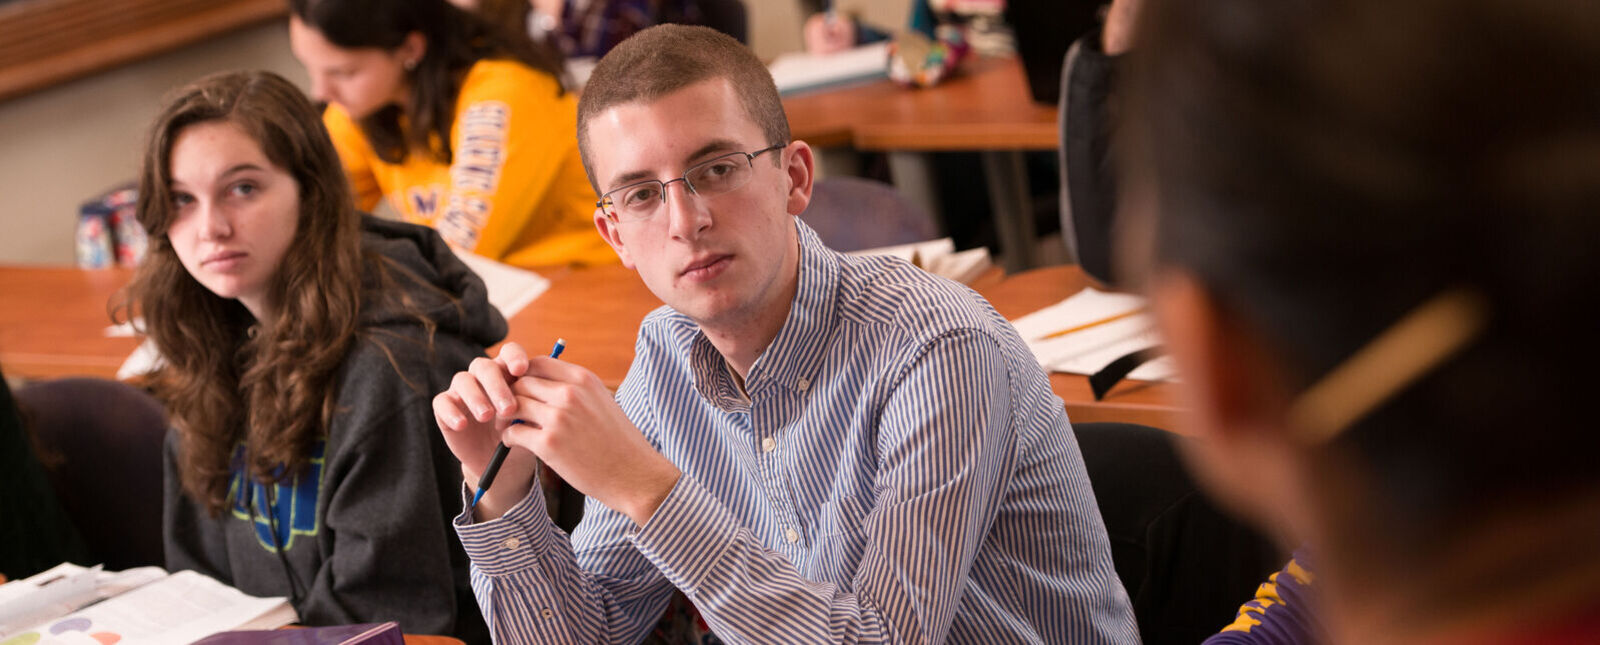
[0,6,813,266]
[0,21,308,266]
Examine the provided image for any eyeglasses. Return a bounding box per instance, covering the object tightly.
[597,143,787,223]
[1285,287,1487,445]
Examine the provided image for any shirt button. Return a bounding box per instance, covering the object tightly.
[541,608,554,619]
[797,377,810,391]
[502,537,521,550]
[785,528,799,543]
[761,437,776,452]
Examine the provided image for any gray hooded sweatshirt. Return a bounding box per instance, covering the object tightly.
[164,217,506,642]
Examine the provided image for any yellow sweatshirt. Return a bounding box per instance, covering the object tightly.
[324,59,616,267]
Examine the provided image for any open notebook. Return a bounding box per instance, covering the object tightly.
[0,563,295,644]
[1010,287,1177,382]
[848,238,994,286]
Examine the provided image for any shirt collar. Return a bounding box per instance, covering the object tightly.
[688,218,839,408]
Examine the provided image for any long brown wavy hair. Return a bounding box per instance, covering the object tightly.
[124,70,364,516]
[289,0,566,165]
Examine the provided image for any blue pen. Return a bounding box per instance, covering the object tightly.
[469,338,565,510]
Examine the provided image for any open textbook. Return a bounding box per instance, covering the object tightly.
[1010,287,1177,382]
[0,563,295,645]
[849,238,994,286]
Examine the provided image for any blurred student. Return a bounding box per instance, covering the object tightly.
[127,70,504,639]
[0,367,91,580]
[1122,0,1600,642]
[452,0,745,71]
[800,0,930,55]
[289,0,614,268]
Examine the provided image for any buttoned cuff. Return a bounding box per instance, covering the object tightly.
[454,482,555,577]
[626,474,740,593]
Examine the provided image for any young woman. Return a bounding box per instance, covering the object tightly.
[288,0,614,268]
[127,70,504,640]
[1122,0,1600,643]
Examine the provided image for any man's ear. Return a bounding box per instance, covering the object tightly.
[594,209,635,269]
[1150,269,1291,439]
[782,141,815,216]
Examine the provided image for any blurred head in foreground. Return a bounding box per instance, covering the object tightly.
[1120,0,1600,641]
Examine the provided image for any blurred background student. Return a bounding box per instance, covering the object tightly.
[1121,0,1600,642]
[127,70,504,639]
[0,367,91,581]
[289,0,614,269]
[451,0,749,88]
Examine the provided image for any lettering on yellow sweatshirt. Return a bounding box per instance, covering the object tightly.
[324,59,617,268]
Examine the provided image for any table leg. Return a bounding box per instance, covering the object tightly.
[813,146,862,180]
[886,151,944,226]
[982,150,1036,272]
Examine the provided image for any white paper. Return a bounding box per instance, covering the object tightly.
[3,570,294,645]
[450,248,552,319]
[924,247,993,285]
[1010,288,1176,382]
[103,321,139,338]
[769,42,892,95]
[116,338,164,380]
[0,564,101,637]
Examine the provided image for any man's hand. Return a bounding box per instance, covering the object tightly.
[803,12,857,55]
[434,342,543,521]
[504,356,681,528]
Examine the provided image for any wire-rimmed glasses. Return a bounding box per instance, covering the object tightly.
[596,143,787,222]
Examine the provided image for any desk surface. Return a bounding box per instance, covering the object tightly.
[503,263,657,389]
[0,263,1178,429]
[782,56,1059,152]
[0,265,139,380]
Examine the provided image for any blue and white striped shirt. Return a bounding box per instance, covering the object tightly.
[455,220,1138,644]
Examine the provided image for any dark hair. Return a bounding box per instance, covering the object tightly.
[1122,0,1600,561]
[124,70,365,515]
[472,0,532,36]
[289,0,565,165]
[576,24,788,191]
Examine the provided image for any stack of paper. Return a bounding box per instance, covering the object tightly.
[850,238,994,285]
[768,42,892,95]
[1009,288,1177,382]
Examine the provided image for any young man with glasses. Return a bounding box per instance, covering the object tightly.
[433,24,1137,644]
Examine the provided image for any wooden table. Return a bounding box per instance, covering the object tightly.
[784,56,1058,151]
[0,265,139,380]
[0,263,1178,429]
[783,56,1059,272]
[502,264,660,390]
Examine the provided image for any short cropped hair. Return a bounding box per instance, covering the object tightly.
[576,24,789,192]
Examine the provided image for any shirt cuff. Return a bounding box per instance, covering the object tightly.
[453,481,555,577]
[626,474,741,593]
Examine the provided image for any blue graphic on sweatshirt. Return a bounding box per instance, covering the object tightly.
[228,439,326,552]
